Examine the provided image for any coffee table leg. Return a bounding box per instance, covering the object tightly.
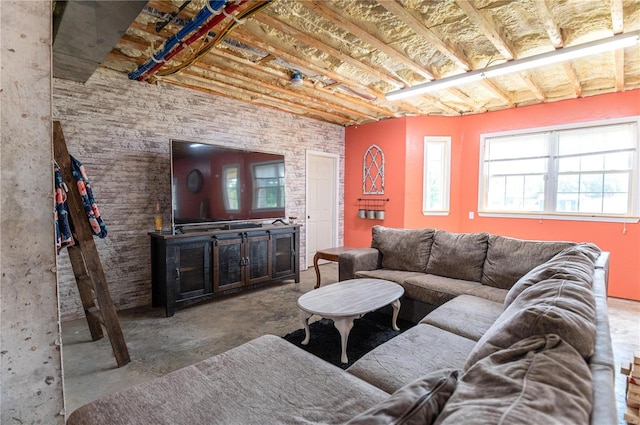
[301,311,313,345]
[391,299,401,331]
[333,316,356,364]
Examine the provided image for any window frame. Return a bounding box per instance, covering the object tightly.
[477,117,640,223]
[423,136,451,216]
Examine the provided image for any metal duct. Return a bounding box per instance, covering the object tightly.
[53,0,147,83]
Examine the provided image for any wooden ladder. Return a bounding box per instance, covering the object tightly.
[53,121,130,367]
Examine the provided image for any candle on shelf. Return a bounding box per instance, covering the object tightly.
[155,202,162,232]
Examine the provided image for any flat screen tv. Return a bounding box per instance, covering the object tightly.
[170,140,286,231]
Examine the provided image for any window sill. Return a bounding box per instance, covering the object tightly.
[477,212,639,223]
[422,211,450,216]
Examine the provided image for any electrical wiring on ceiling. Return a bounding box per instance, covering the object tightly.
[129,0,227,81]
[156,0,272,78]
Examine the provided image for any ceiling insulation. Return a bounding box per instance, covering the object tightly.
[65,0,640,126]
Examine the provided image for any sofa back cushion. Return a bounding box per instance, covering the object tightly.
[347,369,458,425]
[372,226,435,272]
[464,278,596,369]
[435,335,593,425]
[426,231,489,282]
[503,243,600,308]
[481,235,575,289]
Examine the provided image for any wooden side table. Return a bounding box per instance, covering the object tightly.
[313,246,356,289]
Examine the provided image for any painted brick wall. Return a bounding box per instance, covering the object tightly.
[53,68,345,321]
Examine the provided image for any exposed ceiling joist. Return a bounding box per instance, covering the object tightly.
[304,0,435,81]
[255,12,404,88]
[56,0,640,126]
[563,62,583,97]
[455,0,516,61]
[377,0,471,71]
[534,0,563,48]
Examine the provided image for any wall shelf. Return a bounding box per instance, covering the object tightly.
[357,198,389,220]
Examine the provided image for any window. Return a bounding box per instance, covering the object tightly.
[222,164,240,212]
[423,137,451,215]
[479,118,639,220]
[252,161,285,210]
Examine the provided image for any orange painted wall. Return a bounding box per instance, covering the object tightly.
[344,90,640,300]
[344,118,407,248]
[404,115,462,230]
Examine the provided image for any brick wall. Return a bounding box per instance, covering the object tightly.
[53,68,345,321]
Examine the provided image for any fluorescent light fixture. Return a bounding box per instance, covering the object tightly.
[386,31,640,101]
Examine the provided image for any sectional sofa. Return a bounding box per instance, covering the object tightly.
[67,226,615,425]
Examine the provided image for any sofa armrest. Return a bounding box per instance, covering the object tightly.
[339,248,381,281]
[594,251,610,291]
[594,251,609,269]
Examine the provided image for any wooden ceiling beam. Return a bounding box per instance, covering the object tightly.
[110,0,627,127]
[482,79,516,108]
[376,0,471,71]
[255,12,405,88]
[427,98,461,116]
[534,0,563,48]
[226,28,424,117]
[304,0,435,81]
[169,71,359,125]
[191,52,382,119]
[610,0,625,91]
[189,81,352,124]
[519,72,546,102]
[228,28,383,99]
[115,35,383,121]
[210,34,460,119]
[138,2,417,119]
[455,0,516,61]
[563,62,582,97]
[208,48,401,117]
[256,53,276,65]
[614,49,625,92]
[611,0,624,34]
[448,88,486,111]
[182,59,379,121]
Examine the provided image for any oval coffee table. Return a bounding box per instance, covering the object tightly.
[297,278,404,364]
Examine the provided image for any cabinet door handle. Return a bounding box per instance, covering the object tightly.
[175,267,180,280]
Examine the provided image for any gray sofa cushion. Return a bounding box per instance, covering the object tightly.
[401,274,480,306]
[355,269,426,286]
[421,295,503,341]
[372,226,435,272]
[465,278,596,369]
[435,334,593,425]
[503,243,600,307]
[402,274,507,307]
[426,231,488,282]
[348,324,476,394]
[346,369,458,425]
[463,283,508,304]
[481,235,575,289]
[66,335,389,425]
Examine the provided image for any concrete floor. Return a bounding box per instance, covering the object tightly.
[62,263,640,423]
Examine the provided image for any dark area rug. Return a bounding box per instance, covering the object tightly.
[283,311,415,369]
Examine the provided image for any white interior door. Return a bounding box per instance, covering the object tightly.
[306,151,338,268]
